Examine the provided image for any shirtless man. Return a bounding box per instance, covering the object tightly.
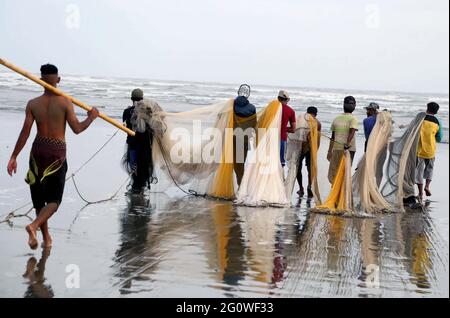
[7,64,99,250]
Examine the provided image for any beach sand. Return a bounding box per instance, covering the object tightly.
[0,112,448,298]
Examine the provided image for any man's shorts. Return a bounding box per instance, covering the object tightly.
[27,136,68,212]
[416,157,435,183]
[30,160,68,212]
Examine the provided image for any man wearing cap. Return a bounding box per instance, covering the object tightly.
[233,84,257,186]
[122,89,143,177]
[327,96,359,184]
[122,88,157,194]
[363,102,380,152]
[278,90,296,167]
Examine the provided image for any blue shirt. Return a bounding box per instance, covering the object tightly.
[363,115,377,140]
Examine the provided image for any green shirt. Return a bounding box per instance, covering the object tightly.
[331,113,359,151]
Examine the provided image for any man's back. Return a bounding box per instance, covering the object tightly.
[331,113,358,151]
[29,94,68,141]
[281,103,296,141]
[418,114,442,159]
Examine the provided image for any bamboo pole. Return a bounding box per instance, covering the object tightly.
[0,58,135,136]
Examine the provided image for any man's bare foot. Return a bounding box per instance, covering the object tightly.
[26,225,38,250]
[425,188,432,197]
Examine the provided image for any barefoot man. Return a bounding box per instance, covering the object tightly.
[6,64,99,250]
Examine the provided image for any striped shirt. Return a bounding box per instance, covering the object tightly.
[331,113,359,151]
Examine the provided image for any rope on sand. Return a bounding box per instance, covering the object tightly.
[0,130,125,225]
[71,174,130,205]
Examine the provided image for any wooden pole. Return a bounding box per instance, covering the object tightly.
[0,58,135,136]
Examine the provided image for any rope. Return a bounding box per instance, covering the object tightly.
[291,127,346,146]
[1,130,123,224]
[0,206,34,225]
[155,137,202,197]
[71,130,119,176]
[71,174,130,205]
[319,132,346,146]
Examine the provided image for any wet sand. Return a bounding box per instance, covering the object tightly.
[0,112,448,298]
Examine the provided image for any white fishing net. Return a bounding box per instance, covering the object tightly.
[380,112,426,210]
[150,99,235,196]
[134,98,423,214]
[353,111,394,213]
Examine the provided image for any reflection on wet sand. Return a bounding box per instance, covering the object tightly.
[114,194,154,293]
[237,207,287,287]
[111,194,446,297]
[209,203,245,288]
[23,248,54,298]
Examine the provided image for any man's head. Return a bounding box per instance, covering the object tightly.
[343,96,356,113]
[278,90,290,103]
[238,84,251,99]
[307,106,318,118]
[40,64,60,87]
[131,88,144,102]
[427,102,440,115]
[366,102,379,116]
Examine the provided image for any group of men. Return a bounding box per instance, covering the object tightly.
[5,64,444,250]
[231,89,443,204]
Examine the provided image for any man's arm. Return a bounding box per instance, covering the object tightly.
[7,103,34,176]
[345,117,359,150]
[345,128,357,149]
[66,100,99,135]
[436,119,443,143]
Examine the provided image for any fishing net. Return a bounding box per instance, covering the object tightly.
[145,98,288,206]
[380,112,426,210]
[235,100,290,207]
[132,97,423,213]
[285,113,322,204]
[122,100,164,191]
[312,150,354,214]
[352,111,394,213]
[151,99,235,198]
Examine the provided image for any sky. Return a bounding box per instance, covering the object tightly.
[0,0,448,94]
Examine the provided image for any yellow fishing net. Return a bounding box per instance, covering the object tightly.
[208,107,235,199]
[308,116,322,205]
[313,151,353,214]
[235,100,290,207]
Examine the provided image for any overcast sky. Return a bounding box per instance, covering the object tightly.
[0,0,448,94]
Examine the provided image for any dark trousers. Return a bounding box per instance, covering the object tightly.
[233,136,249,186]
[132,131,154,191]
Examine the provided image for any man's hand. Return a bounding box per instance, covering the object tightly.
[7,157,17,176]
[88,107,100,121]
[344,144,351,151]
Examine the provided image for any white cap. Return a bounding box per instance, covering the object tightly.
[278,90,290,100]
